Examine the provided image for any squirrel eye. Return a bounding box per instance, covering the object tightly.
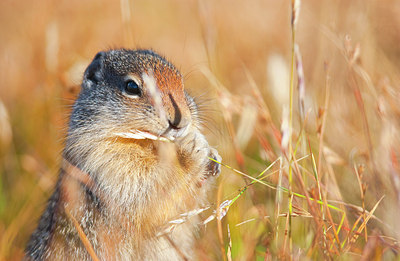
[124,80,141,97]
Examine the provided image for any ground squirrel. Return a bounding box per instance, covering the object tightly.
[25,49,221,260]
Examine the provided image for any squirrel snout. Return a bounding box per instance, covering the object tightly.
[167,93,190,128]
[163,93,191,139]
[166,120,189,139]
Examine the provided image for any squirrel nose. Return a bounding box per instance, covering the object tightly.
[166,119,189,139]
[164,93,191,137]
[167,93,190,128]
[168,119,183,129]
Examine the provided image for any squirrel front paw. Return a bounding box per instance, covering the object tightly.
[176,131,208,159]
[206,148,221,178]
[175,131,221,178]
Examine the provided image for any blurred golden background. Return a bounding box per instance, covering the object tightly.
[1,0,400,259]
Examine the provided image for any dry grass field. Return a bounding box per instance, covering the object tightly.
[1,0,400,260]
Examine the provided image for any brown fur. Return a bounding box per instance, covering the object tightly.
[25,49,221,260]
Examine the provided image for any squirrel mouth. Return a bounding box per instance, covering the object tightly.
[115,129,174,142]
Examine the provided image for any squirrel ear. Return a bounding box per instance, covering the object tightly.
[82,51,105,89]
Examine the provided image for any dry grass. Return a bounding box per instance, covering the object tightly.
[1,0,400,260]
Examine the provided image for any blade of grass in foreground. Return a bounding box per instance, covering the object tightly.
[209,157,346,218]
[208,156,349,253]
[342,195,385,249]
[288,0,302,256]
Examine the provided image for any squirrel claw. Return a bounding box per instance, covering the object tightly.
[206,148,222,178]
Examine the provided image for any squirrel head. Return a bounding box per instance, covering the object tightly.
[69,49,198,142]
